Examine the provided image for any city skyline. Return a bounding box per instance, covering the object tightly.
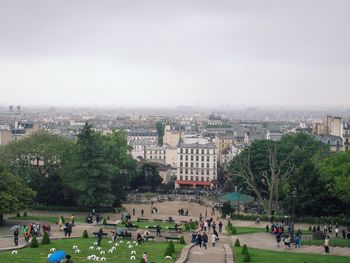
[1,0,349,107]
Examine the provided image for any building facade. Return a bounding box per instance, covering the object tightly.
[175,143,217,189]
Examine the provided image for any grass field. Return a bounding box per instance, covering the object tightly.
[0,237,185,263]
[304,238,350,248]
[117,221,187,230]
[234,247,350,263]
[227,227,266,235]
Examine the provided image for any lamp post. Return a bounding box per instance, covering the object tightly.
[291,188,297,243]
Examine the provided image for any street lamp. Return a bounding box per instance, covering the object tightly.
[291,188,297,243]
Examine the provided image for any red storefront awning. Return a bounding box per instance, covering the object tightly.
[176,180,212,186]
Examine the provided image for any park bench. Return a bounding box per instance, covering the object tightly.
[138,218,149,222]
[180,220,187,224]
[153,219,163,222]
[104,223,117,228]
[92,232,108,237]
[125,224,139,230]
[116,232,132,239]
[145,235,155,241]
[165,236,181,242]
[167,227,182,233]
[165,219,174,223]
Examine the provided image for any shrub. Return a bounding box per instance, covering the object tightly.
[243,251,251,262]
[185,224,190,231]
[308,226,312,232]
[140,259,146,263]
[137,218,141,222]
[164,246,173,257]
[61,216,65,224]
[168,240,175,253]
[190,222,197,230]
[312,226,317,233]
[82,230,89,238]
[16,212,21,217]
[179,236,186,244]
[23,211,27,217]
[241,244,248,255]
[103,218,107,226]
[227,224,237,235]
[42,232,50,244]
[107,216,110,220]
[30,236,39,248]
[234,239,241,247]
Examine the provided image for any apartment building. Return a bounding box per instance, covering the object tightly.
[175,142,217,189]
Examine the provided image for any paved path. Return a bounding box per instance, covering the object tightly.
[187,242,226,263]
[234,232,350,257]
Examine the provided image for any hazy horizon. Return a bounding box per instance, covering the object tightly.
[1,0,349,107]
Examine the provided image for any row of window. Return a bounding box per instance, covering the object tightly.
[148,150,166,154]
[179,162,216,168]
[180,155,215,161]
[178,176,210,181]
[179,168,215,175]
[180,148,214,154]
[149,155,165,160]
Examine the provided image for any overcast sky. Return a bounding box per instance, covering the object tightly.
[0,0,349,108]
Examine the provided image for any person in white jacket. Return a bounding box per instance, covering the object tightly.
[211,234,217,247]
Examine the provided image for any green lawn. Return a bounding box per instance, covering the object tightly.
[9,216,84,224]
[227,227,266,235]
[304,238,350,248]
[234,247,350,263]
[0,237,185,263]
[117,221,189,230]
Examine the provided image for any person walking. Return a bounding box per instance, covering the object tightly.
[218,221,223,233]
[211,234,217,247]
[97,228,104,247]
[266,224,269,233]
[335,226,339,238]
[14,227,19,246]
[156,225,161,237]
[196,233,202,248]
[276,233,282,247]
[324,235,330,254]
[132,208,135,216]
[342,229,346,239]
[202,232,208,250]
[141,209,144,218]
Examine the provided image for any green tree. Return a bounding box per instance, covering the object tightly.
[63,123,114,207]
[131,163,163,191]
[1,132,71,205]
[320,150,350,203]
[102,130,137,206]
[155,122,165,146]
[0,163,36,223]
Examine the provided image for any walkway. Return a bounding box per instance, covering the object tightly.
[187,242,226,263]
[234,232,350,257]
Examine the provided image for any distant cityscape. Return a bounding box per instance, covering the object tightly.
[0,105,349,189]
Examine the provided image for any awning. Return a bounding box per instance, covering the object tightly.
[176,180,212,186]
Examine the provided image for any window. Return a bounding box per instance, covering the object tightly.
[185,176,188,180]
[196,169,199,175]
[190,163,193,167]
[207,163,209,168]
[201,149,204,154]
[150,155,152,159]
[185,156,188,161]
[206,177,209,181]
[196,163,199,168]
[180,176,183,180]
[201,170,204,175]
[206,170,209,175]
[190,169,193,174]
[185,169,188,174]
[196,149,199,154]
[190,176,193,180]
[180,149,183,153]
[201,177,204,181]
[191,156,193,161]
[191,149,193,154]
[180,162,183,167]
[185,162,188,167]
[196,156,199,161]
[196,176,199,181]
[201,156,204,161]
[180,168,183,174]
[180,155,183,160]
[185,149,188,154]
[155,150,158,154]
[207,156,209,162]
